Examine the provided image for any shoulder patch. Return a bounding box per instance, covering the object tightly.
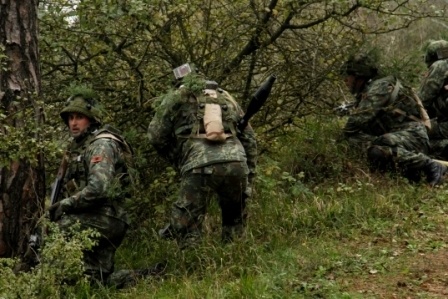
[91,155,103,164]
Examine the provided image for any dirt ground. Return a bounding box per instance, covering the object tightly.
[342,248,448,298]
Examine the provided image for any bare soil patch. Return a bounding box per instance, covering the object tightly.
[341,248,448,298]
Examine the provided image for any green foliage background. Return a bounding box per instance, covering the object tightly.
[3,0,448,297]
[36,0,448,227]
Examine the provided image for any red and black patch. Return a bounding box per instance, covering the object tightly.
[91,155,103,164]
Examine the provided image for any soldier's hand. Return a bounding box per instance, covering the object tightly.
[47,202,62,221]
[47,197,75,221]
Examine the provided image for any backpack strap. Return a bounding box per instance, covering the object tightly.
[410,88,431,130]
[220,90,239,136]
[95,132,120,141]
[390,79,401,103]
[94,133,134,155]
[93,132,135,192]
[389,80,431,130]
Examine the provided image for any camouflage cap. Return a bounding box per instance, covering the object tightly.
[341,53,379,79]
[60,86,103,125]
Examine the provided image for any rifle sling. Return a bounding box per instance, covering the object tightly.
[391,80,431,131]
[390,80,401,103]
[392,108,427,125]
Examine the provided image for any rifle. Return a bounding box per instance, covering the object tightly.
[50,151,69,206]
[238,74,277,131]
[27,151,69,256]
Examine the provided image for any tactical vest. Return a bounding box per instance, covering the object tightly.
[366,78,429,134]
[63,127,134,200]
[174,88,240,141]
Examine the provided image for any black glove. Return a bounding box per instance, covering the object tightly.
[47,197,75,221]
[47,202,62,221]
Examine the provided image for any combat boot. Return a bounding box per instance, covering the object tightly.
[424,160,447,186]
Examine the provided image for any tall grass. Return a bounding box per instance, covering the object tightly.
[3,116,448,298]
[109,116,447,298]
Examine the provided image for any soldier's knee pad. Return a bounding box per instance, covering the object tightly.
[367,146,393,172]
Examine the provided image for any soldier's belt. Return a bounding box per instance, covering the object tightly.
[178,133,233,139]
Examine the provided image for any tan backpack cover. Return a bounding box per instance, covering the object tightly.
[203,89,226,142]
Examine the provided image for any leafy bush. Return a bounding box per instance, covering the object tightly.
[0,221,99,299]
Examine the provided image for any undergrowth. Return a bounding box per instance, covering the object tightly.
[3,116,448,298]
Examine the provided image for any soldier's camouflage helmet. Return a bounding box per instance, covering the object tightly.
[341,53,378,79]
[60,86,103,125]
[424,40,448,67]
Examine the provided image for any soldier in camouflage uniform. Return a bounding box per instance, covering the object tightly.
[341,53,446,186]
[148,73,257,247]
[418,40,448,160]
[47,86,136,285]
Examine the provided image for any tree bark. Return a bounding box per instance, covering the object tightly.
[0,0,45,259]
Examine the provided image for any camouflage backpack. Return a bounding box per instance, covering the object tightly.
[174,79,241,142]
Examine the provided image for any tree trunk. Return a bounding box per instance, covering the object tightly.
[0,0,45,259]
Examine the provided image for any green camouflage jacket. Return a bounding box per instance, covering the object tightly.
[418,59,448,120]
[147,86,257,177]
[344,75,422,138]
[61,127,132,223]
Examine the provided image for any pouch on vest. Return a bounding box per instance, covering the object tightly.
[202,89,226,142]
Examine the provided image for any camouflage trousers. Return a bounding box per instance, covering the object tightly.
[371,123,431,170]
[170,162,248,247]
[349,123,431,177]
[428,120,448,159]
[57,211,128,283]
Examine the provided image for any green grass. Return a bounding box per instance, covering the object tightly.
[4,117,448,298]
[105,118,448,298]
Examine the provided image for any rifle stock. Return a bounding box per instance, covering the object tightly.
[238,74,277,131]
[50,151,69,206]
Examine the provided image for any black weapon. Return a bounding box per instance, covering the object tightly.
[27,152,68,258]
[50,151,69,206]
[238,74,277,131]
